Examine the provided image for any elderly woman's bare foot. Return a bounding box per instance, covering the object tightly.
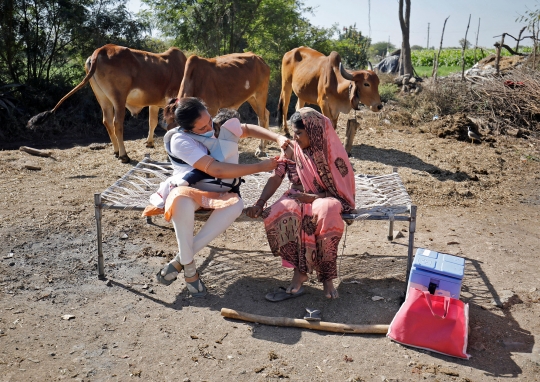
[323,280,339,299]
[286,268,308,294]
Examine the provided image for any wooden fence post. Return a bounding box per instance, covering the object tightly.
[433,16,450,80]
[461,14,471,81]
[495,33,506,75]
[344,118,359,155]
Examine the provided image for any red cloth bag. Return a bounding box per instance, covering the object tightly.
[387,288,470,359]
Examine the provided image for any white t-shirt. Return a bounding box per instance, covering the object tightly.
[168,118,243,178]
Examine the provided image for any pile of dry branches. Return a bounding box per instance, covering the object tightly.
[466,68,540,135]
[395,67,539,137]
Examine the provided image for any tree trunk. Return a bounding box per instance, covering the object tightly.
[495,34,506,75]
[432,16,450,80]
[474,18,480,64]
[461,14,471,81]
[515,26,526,53]
[398,0,413,76]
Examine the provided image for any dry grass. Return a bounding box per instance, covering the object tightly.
[393,67,540,138]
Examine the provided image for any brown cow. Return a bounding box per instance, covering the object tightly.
[28,44,187,163]
[277,46,382,136]
[178,52,270,154]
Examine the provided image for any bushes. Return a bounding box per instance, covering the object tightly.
[379,83,399,103]
[394,67,540,135]
[411,48,511,67]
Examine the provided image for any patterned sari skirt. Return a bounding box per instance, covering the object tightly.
[262,190,344,281]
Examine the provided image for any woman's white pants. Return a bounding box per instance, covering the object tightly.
[170,196,244,265]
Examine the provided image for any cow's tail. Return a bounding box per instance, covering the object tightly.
[276,94,284,128]
[27,49,100,128]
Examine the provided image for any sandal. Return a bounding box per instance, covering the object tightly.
[156,261,183,286]
[185,272,207,297]
[265,286,305,302]
[303,308,322,321]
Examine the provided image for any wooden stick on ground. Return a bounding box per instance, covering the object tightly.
[221,308,389,334]
[19,146,52,157]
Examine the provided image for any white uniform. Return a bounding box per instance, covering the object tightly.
[149,118,243,208]
[150,118,246,265]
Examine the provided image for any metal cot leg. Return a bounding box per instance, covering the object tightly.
[388,167,399,241]
[387,215,395,241]
[94,193,105,279]
[144,153,152,224]
[406,205,417,283]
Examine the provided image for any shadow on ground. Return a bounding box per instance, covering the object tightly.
[106,242,536,378]
[350,144,471,182]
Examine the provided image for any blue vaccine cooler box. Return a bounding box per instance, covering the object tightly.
[407,248,465,298]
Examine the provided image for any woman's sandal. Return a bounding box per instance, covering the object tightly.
[156,261,183,286]
[184,272,207,297]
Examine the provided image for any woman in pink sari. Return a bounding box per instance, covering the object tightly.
[246,108,355,300]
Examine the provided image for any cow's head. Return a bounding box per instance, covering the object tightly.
[339,63,383,113]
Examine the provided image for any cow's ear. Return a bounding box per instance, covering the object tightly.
[349,82,360,110]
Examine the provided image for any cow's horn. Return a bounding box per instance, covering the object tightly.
[367,61,373,71]
[339,63,354,81]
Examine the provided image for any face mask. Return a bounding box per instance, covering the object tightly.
[199,129,214,138]
[197,120,214,137]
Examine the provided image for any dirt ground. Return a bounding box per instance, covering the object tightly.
[1,108,540,382]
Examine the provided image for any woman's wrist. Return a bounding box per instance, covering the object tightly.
[255,198,266,208]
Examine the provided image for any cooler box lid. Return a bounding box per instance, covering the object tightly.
[412,248,465,280]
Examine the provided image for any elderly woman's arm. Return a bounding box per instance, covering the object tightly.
[241,123,290,149]
[288,191,330,203]
[245,174,284,218]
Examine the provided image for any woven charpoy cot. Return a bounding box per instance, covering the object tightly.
[94,154,417,283]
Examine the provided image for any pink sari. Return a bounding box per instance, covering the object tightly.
[262,108,355,281]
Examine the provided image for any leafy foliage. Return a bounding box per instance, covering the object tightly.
[378,83,399,103]
[410,49,512,67]
[333,24,370,70]
[369,40,396,59]
[458,38,471,49]
[0,0,150,87]
[0,0,153,140]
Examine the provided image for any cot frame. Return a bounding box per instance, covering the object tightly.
[94,154,417,284]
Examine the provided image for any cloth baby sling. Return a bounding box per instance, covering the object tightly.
[149,118,243,209]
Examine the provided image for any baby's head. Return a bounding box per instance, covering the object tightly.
[212,109,241,137]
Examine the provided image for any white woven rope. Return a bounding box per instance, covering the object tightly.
[99,158,412,218]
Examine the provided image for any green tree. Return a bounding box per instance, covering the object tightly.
[458,38,471,49]
[142,0,332,59]
[332,24,370,69]
[411,44,423,50]
[369,40,396,58]
[0,0,150,86]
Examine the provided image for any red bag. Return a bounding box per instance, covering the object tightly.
[387,288,470,359]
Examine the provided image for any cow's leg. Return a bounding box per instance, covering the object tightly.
[146,105,159,148]
[319,101,339,129]
[247,97,269,156]
[89,79,120,156]
[295,98,306,110]
[112,97,130,163]
[278,81,293,137]
[102,105,119,157]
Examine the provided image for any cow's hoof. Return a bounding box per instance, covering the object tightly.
[255,148,266,157]
[114,152,119,158]
[119,154,131,163]
[146,142,155,148]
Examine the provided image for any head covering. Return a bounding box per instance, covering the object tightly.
[293,107,355,213]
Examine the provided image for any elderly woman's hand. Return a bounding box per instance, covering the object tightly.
[245,205,263,218]
[288,192,318,204]
[276,135,291,150]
